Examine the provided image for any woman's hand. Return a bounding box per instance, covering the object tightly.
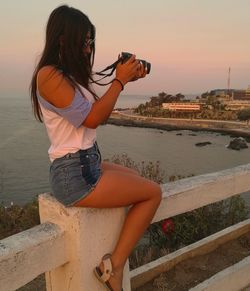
[129,61,147,82]
[115,55,145,85]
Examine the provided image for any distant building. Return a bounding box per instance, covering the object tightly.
[246,85,250,98]
[217,95,232,102]
[209,89,232,101]
[209,87,250,101]
[232,90,248,100]
[162,103,201,112]
[224,100,250,111]
[211,89,227,96]
[194,98,206,104]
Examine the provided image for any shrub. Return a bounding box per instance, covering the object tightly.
[0,198,40,240]
[237,108,250,121]
[130,194,249,269]
[105,153,165,184]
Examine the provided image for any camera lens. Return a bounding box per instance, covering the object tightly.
[140,60,151,74]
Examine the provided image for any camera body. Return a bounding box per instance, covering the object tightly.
[120,52,151,74]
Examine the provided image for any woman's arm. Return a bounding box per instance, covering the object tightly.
[37,55,145,129]
[82,80,122,128]
[84,55,148,128]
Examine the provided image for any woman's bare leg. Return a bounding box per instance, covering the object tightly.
[74,169,162,290]
[101,161,140,176]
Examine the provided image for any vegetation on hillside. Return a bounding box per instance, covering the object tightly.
[0,198,40,240]
[237,108,250,122]
[134,91,240,121]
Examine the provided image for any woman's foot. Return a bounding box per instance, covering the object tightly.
[97,254,124,291]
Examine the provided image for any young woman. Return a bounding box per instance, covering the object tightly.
[30,5,162,291]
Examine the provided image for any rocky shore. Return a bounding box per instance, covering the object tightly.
[107,111,250,138]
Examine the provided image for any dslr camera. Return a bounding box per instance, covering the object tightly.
[120,52,151,74]
[95,52,151,84]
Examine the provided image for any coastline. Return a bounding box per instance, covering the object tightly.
[107,111,250,137]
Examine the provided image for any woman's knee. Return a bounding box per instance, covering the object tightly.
[146,180,162,202]
[153,183,162,203]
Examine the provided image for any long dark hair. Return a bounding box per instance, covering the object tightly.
[30,5,98,122]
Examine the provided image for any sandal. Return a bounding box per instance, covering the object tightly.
[94,253,124,291]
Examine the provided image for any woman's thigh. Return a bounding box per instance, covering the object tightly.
[74,170,162,208]
[101,161,140,176]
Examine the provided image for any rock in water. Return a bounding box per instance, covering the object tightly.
[227,137,248,150]
[195,142,212,147]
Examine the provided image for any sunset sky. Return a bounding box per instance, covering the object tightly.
[1,0,250,97]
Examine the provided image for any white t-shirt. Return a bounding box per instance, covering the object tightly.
[37,86,96,162]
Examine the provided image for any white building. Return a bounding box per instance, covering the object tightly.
[224,100,250,111]
[162,103,201,112]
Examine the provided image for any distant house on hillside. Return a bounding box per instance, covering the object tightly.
[162,103,201,112]
[233,90,249,100]
[233,85,250,100]
[210,86,250,101]
[224,100,250,111]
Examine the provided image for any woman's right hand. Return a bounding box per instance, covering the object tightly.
[115,55,140,85]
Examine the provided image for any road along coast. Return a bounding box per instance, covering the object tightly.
[107,111,250,138]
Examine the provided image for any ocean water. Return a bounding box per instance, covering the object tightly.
[115,94,151,108]
[0,95,250,206]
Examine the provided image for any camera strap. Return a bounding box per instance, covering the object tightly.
[95,59,120,76]
[92,58,122,85]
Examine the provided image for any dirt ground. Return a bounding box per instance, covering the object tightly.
[18,232,250,291]
[134,232,250,291]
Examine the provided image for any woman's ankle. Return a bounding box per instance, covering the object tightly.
[110,255,126,272]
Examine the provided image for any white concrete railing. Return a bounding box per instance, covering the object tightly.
[0,163,250,291]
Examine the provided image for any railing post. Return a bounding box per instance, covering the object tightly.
[38,193,131,291]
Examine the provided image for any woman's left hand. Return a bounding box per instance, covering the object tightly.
[129,62,147,82]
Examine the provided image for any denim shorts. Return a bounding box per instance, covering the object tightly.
[50,142,102,207]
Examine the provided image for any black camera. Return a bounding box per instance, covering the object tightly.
[120,52,151,74]
[94,51,151,85]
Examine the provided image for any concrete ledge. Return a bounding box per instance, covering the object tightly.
[39,194,131,291]
[1,162,250,291]
[131,219,250,289]
[155,163,250,223]
[0,222,66,291]
[190,255,250,291]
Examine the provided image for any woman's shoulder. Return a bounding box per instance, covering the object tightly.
[37,66,75,108]
[37,65,62,85]
[38,65,55,74]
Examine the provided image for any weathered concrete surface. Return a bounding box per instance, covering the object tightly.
[131,219,250,289]
[39,194,131,291]
[0,223,66,291]
[155,163,250,223]
[190,255,250,291]
[1,163,250,290]
[130,163,250,288]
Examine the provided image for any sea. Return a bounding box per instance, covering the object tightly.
[0,94,250,206]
